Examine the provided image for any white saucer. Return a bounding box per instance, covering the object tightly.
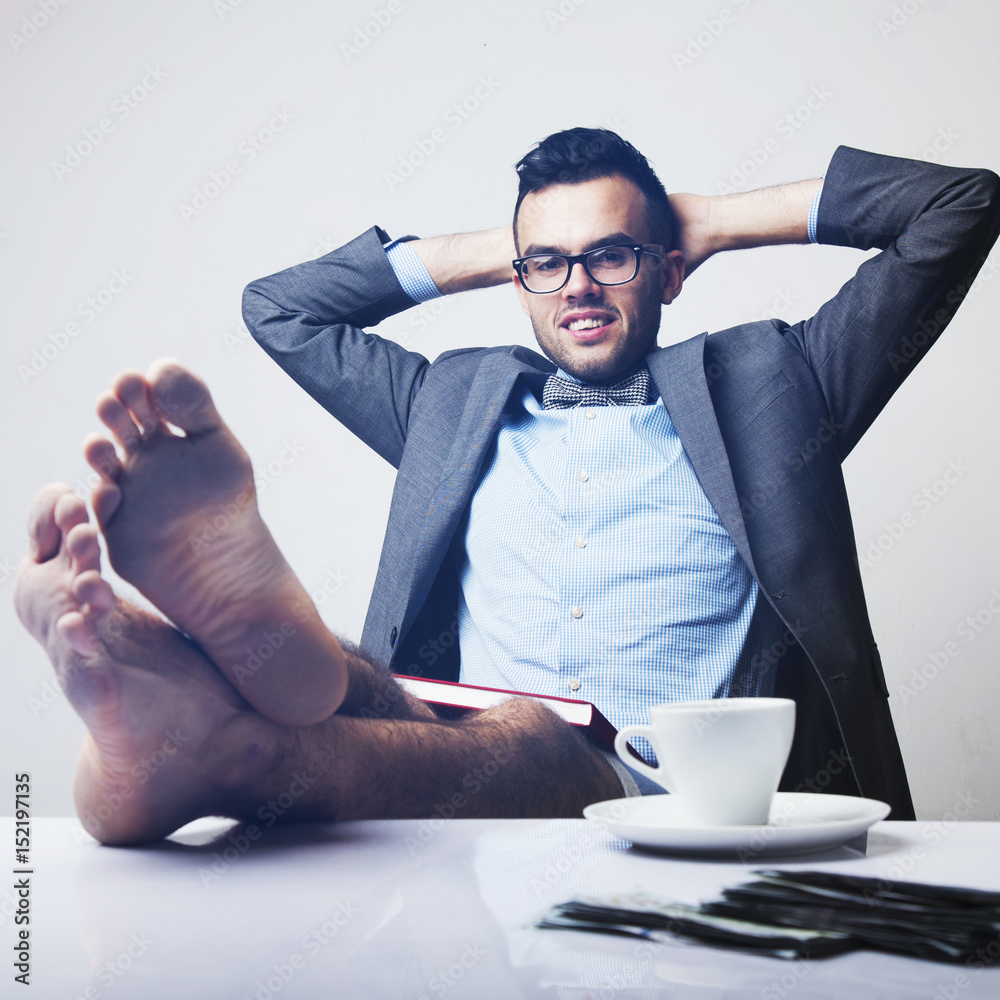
[583,792,891,858]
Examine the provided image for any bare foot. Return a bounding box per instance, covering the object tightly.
[82,359,347,726]
[14,485,280,845]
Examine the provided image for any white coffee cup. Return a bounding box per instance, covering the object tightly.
[614,697,796,826]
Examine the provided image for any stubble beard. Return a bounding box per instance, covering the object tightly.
[529,303,662,384]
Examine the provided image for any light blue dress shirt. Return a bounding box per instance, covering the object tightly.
[453,381,784,764]
[381,186,820,760]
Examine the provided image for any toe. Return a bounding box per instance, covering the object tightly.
[66,523,102,574]
[114,371,164,439]
[73,570,116,619]
[147,359,224,436]
[55,491,90,538]
[90,480,123,530]
[56,610,104,659]
[84,434,122,483]
[96,391,142,453]
[26,483,74,561]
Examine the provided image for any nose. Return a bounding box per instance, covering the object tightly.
[561,261,601,298]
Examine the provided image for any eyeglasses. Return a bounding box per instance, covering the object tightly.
[513,245,663,294]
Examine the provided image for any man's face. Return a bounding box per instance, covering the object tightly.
[513,175,684,383]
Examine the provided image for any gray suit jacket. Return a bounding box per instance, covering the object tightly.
[244,146,1000,820]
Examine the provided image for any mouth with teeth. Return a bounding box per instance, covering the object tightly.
[561,311,617,343]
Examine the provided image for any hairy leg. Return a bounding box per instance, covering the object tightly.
[83,359,347,725]
[15,487,621,844]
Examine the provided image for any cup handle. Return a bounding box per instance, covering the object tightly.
[614,725,675,793]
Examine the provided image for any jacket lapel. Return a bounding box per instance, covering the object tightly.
[398,352,550,639]
[648,335,757,578]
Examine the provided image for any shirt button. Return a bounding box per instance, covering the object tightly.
[575,537,587,549]
[585,409,596,420]
[577,470,589,482]
[567,677,582,692]
[571,606,584,619]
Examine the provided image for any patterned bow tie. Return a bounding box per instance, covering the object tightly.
[543,366,653,409]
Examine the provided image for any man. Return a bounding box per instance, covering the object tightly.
[14,129,998,843]
[242,128,999,817]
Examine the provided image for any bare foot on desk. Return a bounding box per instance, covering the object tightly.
[13,485,281,844]
[83,359,347,725]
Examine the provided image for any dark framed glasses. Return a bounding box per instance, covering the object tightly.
[513,245,663,294]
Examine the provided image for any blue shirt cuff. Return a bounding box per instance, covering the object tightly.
[383,238,442,303]
[807,185,823,244]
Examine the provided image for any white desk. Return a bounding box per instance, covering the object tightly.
[3,817,999,998]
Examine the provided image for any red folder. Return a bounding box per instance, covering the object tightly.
[393,673,643,761]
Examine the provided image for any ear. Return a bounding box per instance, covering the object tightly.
[513,269,531,315]
[659,249,685,306]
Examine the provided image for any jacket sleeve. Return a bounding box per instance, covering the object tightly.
[777,145,1000,458]
[241,226,429,469]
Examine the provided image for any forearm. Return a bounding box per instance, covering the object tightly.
[706,178,822,255]
[407,226,515,294]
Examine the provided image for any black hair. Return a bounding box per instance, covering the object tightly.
[513,127,676,251]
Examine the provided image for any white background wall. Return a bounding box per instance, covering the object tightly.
[2,0,998,821]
